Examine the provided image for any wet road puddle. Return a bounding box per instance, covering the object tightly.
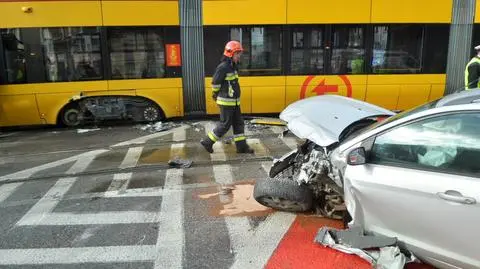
[139,146,187,165]
[197,180,274,217]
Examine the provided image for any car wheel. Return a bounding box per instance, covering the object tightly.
[61,107,81,127]
[253,178,313,212]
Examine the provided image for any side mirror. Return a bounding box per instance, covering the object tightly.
[347,147,367,165]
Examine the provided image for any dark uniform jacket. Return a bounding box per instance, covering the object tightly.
[211,58,241,106]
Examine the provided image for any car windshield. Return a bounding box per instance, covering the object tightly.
[367,98,441,130]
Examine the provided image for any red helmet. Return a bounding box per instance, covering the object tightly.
[223,40,243,58]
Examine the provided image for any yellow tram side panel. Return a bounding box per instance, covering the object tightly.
[0,1,102,28]
[0,81,108,126]
[0,78,182,127]
[366,74,446,111]
[286,0,453,24]
[101,1,179,26]
[370,0,453,23]
[476,1,480,23]
[203,0,287,25]
[287,0,371,24]
[286,75,367,107]
[205,76,286,115]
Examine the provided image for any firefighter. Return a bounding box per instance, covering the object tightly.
[200,40,254,154]
[465,45,480,90]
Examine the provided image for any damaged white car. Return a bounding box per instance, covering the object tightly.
[254,90,480,269]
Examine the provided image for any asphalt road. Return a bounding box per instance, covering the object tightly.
[0,120,302,269]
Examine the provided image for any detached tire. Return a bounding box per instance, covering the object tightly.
[254,178,313,212]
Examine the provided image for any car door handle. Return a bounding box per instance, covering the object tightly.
[437,191,477,205]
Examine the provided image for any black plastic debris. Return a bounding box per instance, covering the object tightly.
[168,158,193,168]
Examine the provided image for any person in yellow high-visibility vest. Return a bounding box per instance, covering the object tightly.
[465,45,480,90]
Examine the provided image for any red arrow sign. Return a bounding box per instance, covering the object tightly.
[312,79,339,95]
[300,75,353,99]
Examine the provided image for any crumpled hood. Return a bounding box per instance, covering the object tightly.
[280,95,395,147]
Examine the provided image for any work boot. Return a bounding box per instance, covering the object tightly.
[236,140,254,154]
[200,137,214,153]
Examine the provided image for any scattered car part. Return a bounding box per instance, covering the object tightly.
[168,158,193,169]
[249,118,287,126]
[315,225,419,269]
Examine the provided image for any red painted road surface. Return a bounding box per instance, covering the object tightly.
[265,215,437,269]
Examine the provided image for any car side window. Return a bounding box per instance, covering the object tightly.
[370,112,480,177]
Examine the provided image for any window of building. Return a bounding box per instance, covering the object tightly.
[372,25,424,74]
[289,26,324,75]
[108,27,165,79]
[40,27,103,82]
[371,112,480,176]
[230,26,282,76]
[1,29,27,84]
[331,26,365,74]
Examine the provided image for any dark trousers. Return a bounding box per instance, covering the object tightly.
[207,105,248,148]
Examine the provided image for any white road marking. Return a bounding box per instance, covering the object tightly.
[154,168,184,269]
[119,147,143,169]
[16,177,76,226]
[247,138,268,157]
[281,137,298,151]
[113,125,188,147]
[0,182,23,203]
[212,165,252,256]
[66,156,96,175]
[19,211,159,225]
[261,162,272,175]
[107,172,132,193]
[271,126,286,134]
[0,132,20,138]
[0,149,108,182]
[0,245,156,265]
[170,143,186,159]
[0,142,21,149]
[172,127,187,142]
[213,164,297,269]
[230,212,296,269]
[204,122,227,161]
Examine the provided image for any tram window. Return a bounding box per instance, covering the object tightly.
[289,26,324,75]
[423,25,449,73]
[230,26,282,76]
[372,25,423,74]
[331,26,365,74]
[1,29,27,84]
[204,26,230,76]
[40,27,103,82]
[108,27,165,79]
